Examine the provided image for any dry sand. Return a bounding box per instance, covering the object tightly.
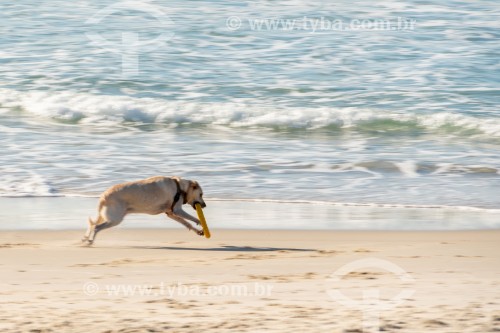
[0,229,499,332]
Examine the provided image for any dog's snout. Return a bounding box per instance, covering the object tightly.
[192,201,206,209]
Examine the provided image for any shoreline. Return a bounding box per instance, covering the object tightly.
[1,197,500,231]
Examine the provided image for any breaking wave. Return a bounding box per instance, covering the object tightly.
[1,88,500,137]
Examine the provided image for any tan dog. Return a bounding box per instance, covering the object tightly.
[82,176,206,245]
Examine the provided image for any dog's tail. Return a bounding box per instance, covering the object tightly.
[88,200,105,226]
[88,215,103,227]
[88,216,97,227]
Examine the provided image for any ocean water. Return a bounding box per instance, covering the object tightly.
[1,0,499,211]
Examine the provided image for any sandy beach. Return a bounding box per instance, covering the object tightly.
[1,229,499,332]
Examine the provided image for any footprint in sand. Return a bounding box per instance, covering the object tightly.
[424,319,448,327]
[225,254,277,260]
[343,271,385,280]
[353,248,374,253]
[248,272,318,282]
[0,243,39,248]
[72,258,157,267]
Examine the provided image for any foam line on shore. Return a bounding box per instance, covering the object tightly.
[207,198,500,214]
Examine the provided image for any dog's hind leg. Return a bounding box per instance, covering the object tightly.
[86,204,126,245]
[166,212,203,236]
[85,220,121,245]
[88,220,121,245]
[82,217,99,245]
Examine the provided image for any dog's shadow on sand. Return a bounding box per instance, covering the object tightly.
[131,245,316,252]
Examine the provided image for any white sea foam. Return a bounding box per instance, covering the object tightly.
[0,171,59,197]
[394,161,419,178]
[208,198,500,214]
[1,88,500,136]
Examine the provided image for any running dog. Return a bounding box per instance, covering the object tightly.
[82,176,206,246]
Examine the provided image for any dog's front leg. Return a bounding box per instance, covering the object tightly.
[166,212,203,236]
[174,207,201,226]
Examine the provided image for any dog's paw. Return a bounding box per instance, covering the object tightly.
[81,239,94,247]
[196,229,204,236]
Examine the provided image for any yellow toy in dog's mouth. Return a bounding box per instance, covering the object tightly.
[195,203,211,239]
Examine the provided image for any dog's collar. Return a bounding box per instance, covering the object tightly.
[171,178,186,211]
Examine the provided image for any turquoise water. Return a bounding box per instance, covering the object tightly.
[1,1,499,209]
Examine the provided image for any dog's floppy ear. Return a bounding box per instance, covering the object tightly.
[190,181,199,191]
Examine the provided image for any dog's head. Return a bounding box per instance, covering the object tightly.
[185,180,206,209]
